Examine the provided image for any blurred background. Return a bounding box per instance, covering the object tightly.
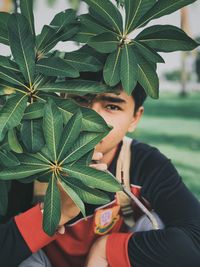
[0,0,200,199]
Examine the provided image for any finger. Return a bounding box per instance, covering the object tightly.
[90,163,108,171]
[92,151,103,161]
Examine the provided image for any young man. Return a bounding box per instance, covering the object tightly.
[1,83,200,267]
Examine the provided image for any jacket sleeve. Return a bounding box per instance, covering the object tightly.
[0,204,56,267]
[0,219,31,267]
[127,144,200,267]
[107,143,200,267]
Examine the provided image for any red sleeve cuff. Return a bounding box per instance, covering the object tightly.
[106,232,133,267]
[14,204,56,253]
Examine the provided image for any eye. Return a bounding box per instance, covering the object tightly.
[105,104,121,111]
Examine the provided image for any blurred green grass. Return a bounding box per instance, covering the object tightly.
[129,91,200,200]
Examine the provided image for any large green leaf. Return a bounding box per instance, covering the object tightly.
[62,165,122,192]
[60,178,86,217]
[0,56,20,73]
[8,128,23,154]
[0,93,28,142]
[84,0,123,35]
[7,14,35,86]
[124,0,156,33]
[38,80,113,95]
[88,32,119,53]
[16,153,50,167]
[54,99,111,132]
[0,181,9,215]
[42,25,79,54]
[43,174,61,236]
[120,44,138,95]
[0,66,26,88]
[37,9,78,55]
[36,25,57,54]
[20,119,45,153]
[0,150,20,167]
[64,51,103,72]
[137,0,198,28]
[43,100,63,161]
[72,14,109,43]
[36,57,79,78]
[0,12,10,45]
[57,110,82,161]
[20,0,35,36]
[132,41,165,63]
[103,48,121,86]
[50,9,77,29]
[136,25,200,52]
[136,52,159,99]
[0,165,49,180]
[23,102,44,120]
[60,132,107,165]
[61,176,110,205]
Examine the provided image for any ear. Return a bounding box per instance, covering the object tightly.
[128,106,144,132]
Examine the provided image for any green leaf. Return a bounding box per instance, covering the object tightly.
[38,80,113,95]
[54,99,111,132]
[62,165,122,192]
[0,150,20,167]
[60,178,86,217]
[8,128,23,154]
[57,110,82,161]
[0,93,28,142]
[0,66,26,88]
[36,57,79,78]
[36,25,57,54]
[103,48,121,86]
[37,9,78,55]
[50,9,77,29]
[61,176,110,205]
[43,100,63,161]
[0,12,10,45]
[73,149,94,166]
[120,44,137,95]
[132,41,165,63]
[72,14,109,43]
[136,25,200,52]
[0,56,20,73]
[39,25,79,55]
[88,32,119,53]
[124,0,156,33]
[81,107,111,132]
[43,174,61,236]
[60,131,108,165]
[7,14,35,86]
[136,52,159,99]
[0,181,9,215]
[20,119,45,153]
[64,51,103,72]
[20,0,35,36]
[23,102,44,120]
[0,165,49,180]
[84,0,123,35]
[137,0,198,28]
[17,153,50,167]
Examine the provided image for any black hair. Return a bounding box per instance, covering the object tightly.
[79,71,147,114]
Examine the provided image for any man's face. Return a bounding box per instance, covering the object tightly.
[69,90,143,163]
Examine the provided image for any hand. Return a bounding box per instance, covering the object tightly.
[57,182,80,231]
[90,151,107,171]
[84,235,109,267]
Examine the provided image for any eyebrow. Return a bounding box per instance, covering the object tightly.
[96,95,126,104]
